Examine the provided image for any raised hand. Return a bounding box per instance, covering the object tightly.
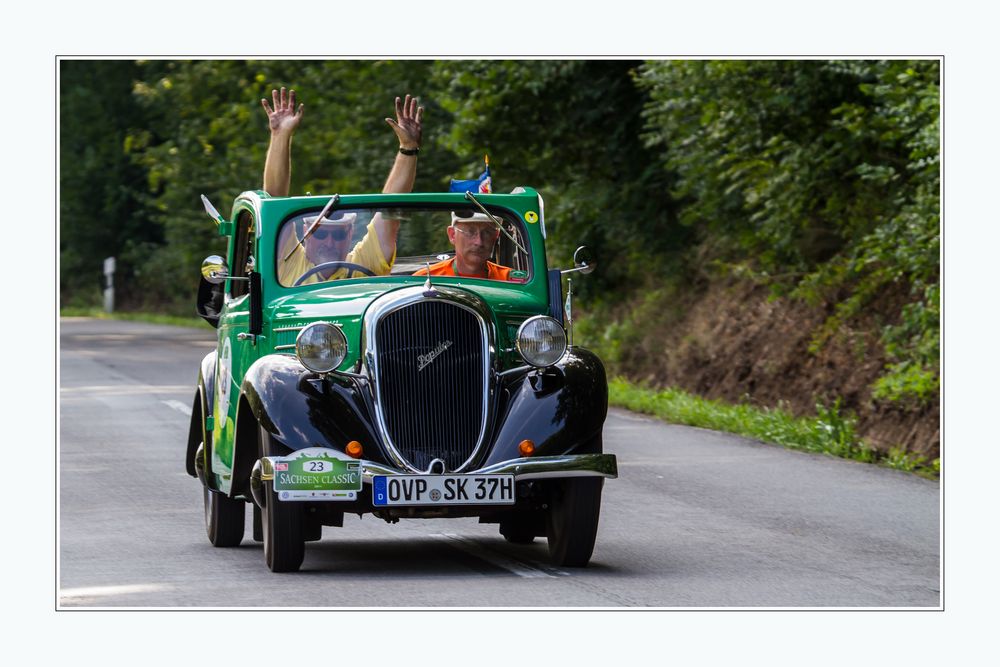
[261,87,304,135]
[385,94,424,149]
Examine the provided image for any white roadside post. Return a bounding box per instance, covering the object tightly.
[103,256,115,313]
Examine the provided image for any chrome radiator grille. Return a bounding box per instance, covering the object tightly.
[373,300,486,471]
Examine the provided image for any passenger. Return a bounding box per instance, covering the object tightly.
[261,88,423,283]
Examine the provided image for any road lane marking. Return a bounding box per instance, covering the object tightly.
[61,385,192,395]
[429,533,567,578]
[60,583,172,601]
[162,400,192,416]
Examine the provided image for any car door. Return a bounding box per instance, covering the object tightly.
[211,209,260,493]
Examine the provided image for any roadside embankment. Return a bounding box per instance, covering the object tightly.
[576,277,939,468]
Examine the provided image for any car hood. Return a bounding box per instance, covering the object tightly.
[267,279,547,326]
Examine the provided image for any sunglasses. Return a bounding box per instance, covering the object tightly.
[309,226,351,241]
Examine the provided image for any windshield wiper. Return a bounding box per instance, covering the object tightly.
[464,191,528,255]
[282,194,340,262]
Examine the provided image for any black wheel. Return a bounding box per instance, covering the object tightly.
[204,485,245,547]
[259,426,304,572]
[545,477,603,567]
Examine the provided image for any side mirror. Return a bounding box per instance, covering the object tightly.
[573,246,595,274]
[561,246,596,275]
[202,255,230,285]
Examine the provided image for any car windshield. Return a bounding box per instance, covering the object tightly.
[276,206,531,287]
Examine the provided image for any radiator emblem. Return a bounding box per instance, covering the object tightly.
[417,340,453,371]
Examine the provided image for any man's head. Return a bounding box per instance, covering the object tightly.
[447,211,500,270]
[302,212,358,266]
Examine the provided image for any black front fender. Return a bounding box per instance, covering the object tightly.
[483,347,609,467]
[199,349,217,420]
[185,350,217,478]
[239,355,386,462]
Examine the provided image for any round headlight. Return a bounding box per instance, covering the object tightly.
[295,322,348,373]
[516,316,567,368]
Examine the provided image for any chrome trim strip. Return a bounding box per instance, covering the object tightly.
[273,326,305,333]
[538,192,546,239]
[363,285,493,474]
[274,344,296,351]
[360,453,617,483]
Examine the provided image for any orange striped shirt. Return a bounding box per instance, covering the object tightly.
[414,258,513,281]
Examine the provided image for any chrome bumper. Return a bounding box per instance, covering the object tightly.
[250,452,617,508]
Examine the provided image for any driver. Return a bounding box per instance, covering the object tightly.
[261,88,423,284]
[414,211,514,281]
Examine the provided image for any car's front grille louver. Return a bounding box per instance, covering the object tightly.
[373,300,486,471]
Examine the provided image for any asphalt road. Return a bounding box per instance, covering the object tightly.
[58,317,940,608]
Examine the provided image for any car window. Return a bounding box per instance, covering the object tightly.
[275,206,530,287]
[230,211,255,298]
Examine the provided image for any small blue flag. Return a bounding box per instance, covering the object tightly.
[449,155,492,194]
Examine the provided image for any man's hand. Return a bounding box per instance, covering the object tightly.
[261,87,304,136]
[385,94,423,149]
[261,87,302,197]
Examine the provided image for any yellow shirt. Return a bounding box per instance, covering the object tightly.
[278,220,395,285]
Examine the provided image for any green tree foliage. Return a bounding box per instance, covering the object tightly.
[635,60,940,403]
[115,60,459,310]
[60,60,151,306]
[431,60,684,290]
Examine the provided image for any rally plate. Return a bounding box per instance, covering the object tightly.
[272,450,362,502]
[373,475,515,506]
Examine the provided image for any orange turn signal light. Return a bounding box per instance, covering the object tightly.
[518,439,536,457]
[345,441,364,459]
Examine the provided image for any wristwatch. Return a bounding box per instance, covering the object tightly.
[399,147,420,156]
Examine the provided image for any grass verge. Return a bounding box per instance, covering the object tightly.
[59,307,212,330]
[609,377,939,479]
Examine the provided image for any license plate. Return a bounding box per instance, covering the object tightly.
[372,475,515,506]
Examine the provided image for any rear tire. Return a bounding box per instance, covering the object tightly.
[546,477,603,567]
[259,426,304,572]
[204,485,245,547]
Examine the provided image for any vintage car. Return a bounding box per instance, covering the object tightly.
[185,188,617,572]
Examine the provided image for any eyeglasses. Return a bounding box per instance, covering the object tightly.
[310,226,351,242]
[452,224,499,240]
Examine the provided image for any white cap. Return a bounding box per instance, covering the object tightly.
[301,211,358,228]
[451,211,494,225]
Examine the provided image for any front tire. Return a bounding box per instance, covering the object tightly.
[545,477,603,567]
[259,426,304,572]
[204,485,245,547]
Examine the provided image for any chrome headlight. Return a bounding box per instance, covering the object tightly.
[295,322,348,373]
[516,316,567,368]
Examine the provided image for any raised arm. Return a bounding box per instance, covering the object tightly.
[382,94,423,194]
[261,87,304,197]
[374,95,424,260]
